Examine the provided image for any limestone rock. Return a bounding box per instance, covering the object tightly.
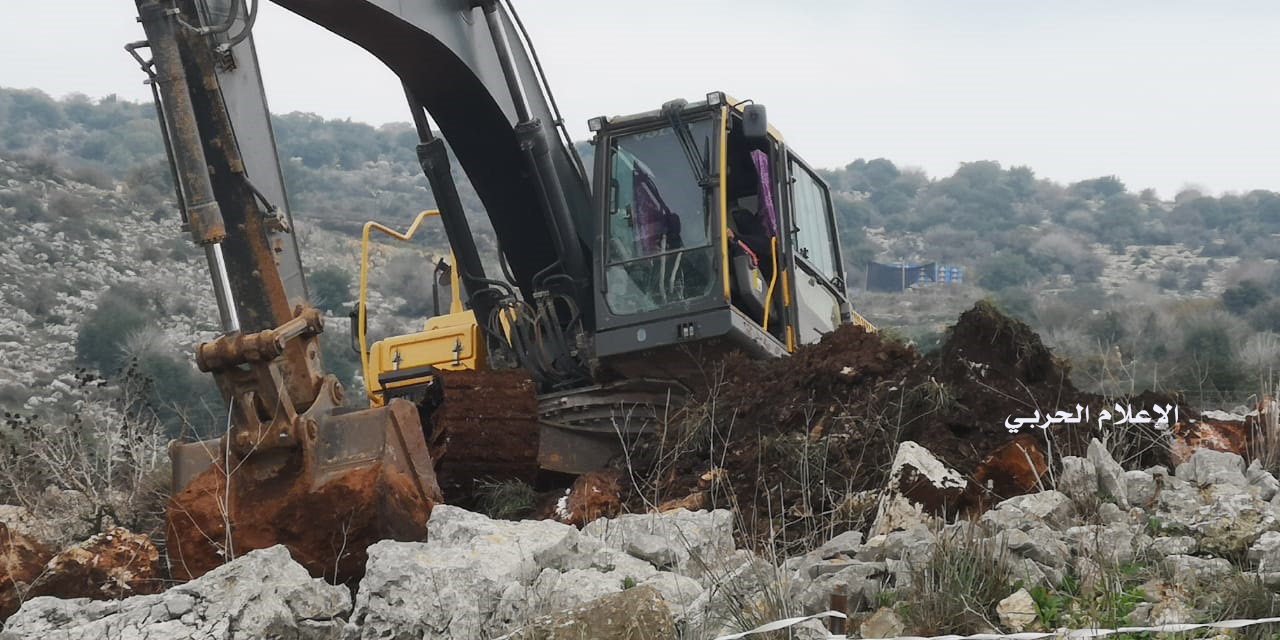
[1098,501,1127,524]
[582,508,734,582]
[1124,470,1158,507]
[1056,456,1097,503]
[348,506,588,640]
[870,441,968,536]
[814,530,864,559]
[1008,558,1051,589]
[1151,535,1197,556]
[0,505,60,549]
[1087,439,1129,508]
[1248,531,1280,571]
[996,588,1037,632]
[1150,597,1197,625]
[1247,460,1280,501]
[791,618,836,640]
[2,546,350,640]
[859,606,905,638]
[529,568,625,614]
[1191,485,1278,557]
[792,560,886,615]
[980,490,1075,532]
[1003,526,1068,568]
[625,532,680,569]
[1176,449,1246,487]
[1166,554,1234,588]
[637,572,703,620]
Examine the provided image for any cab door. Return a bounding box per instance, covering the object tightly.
[783,154,850,345]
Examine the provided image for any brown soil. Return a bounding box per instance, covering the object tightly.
[621,300,1185,554]
[0,523,53,622]
[167,401,441,584]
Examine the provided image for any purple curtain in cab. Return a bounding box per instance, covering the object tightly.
[751,149,779,238]
[634,166,669,253]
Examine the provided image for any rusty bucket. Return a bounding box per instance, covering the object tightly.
[165,397,441,583]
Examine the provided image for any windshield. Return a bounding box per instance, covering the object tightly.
[605,120,716,315]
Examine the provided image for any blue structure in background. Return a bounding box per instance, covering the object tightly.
[865,261,964,292]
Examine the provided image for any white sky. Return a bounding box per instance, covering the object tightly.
[2,1,1277,198]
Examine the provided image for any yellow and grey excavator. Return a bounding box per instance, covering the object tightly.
[127,0,872,582]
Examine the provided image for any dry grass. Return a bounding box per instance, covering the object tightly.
[898,527,1015,634]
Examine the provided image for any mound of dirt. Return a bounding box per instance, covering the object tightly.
[893,301,1096,479]
[624,301,1183,554]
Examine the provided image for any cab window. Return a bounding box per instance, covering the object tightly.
[790,160,838,280]
[603,122,716,315]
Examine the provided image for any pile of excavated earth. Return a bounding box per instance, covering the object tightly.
[3,301,1276,639]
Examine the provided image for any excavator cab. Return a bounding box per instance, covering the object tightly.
[587,93,866,382]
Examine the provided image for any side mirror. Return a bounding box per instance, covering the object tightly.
[743,104,768,139]
[347,306,366,355]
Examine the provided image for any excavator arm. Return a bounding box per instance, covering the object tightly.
[130,0,599,583]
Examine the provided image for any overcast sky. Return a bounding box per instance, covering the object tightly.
[2,1,1277,197]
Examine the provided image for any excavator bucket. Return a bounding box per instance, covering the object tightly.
[428,368,542,497]
[165,398,442,583]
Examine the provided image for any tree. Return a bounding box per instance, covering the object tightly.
[977,252,1038,290]
[1180,323,1244,393]
[1069,175,1126,200]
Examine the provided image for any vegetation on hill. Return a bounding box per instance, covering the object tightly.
[1,86,1277,408]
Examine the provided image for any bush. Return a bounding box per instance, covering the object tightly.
[309,266,352,312]
[1178,322,1245,393]
[132,350,222,438]
[0,188,48,222]
[75,285,154,373]
[1223,280,1271,315]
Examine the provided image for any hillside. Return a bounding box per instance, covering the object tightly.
[2,86,1278,411]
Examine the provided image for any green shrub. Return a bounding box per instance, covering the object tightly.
[309,266,352,312]
[75,285,154,373]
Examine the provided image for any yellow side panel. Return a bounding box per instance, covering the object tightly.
[366,310,481,404]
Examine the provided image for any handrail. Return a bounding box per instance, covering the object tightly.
[358,209,440,398]
[763,236,780,332]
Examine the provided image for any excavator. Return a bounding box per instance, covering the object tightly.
[127,0,872,582]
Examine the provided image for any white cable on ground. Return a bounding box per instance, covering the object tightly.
[714,612,1280,640]
[713,611,846,639]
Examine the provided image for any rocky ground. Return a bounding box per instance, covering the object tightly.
[4,151,1280,638]
[4,299,1279,638]
[6,442,1280,638]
